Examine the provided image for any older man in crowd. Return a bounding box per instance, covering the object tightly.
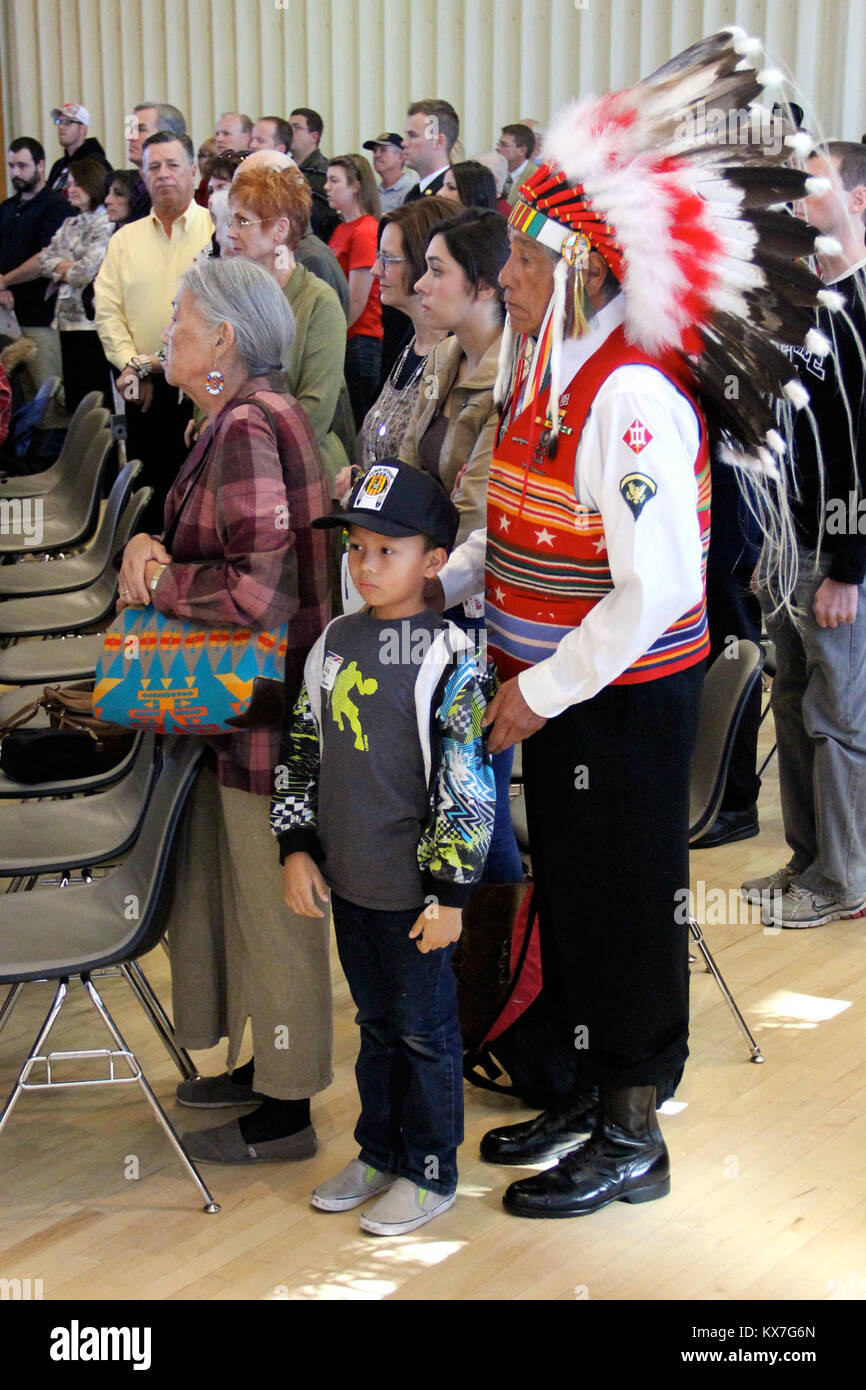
[362,132,417,212]
[496,124,536,205]
[94,130,213,525]
[215,112,253,153]
[126,101,188,221]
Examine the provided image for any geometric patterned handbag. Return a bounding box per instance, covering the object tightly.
[93,609,289,735]
[94,394,289,736]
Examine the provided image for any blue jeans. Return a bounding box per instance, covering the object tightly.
[331,892,464,1195]
[344,334,382,429]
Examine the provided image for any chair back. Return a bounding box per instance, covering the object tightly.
[689,640,764,841]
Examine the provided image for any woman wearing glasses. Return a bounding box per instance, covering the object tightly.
[324,154,382,427]
[225,163,350,488]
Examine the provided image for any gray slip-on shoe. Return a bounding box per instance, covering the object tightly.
[359,1177,456,1235]
[311,1158,397,1212]
[183,1118,317,1164]
[176,1071,264,1108]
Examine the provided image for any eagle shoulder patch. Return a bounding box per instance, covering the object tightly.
[619,472,657,520]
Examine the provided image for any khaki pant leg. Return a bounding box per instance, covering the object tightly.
[217,783,334,1100]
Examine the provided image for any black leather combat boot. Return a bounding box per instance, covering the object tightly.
[480,1088,599,1166]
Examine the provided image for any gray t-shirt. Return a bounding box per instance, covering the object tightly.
[317,608,448,911]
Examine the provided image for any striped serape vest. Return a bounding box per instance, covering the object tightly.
[485,324,711,684]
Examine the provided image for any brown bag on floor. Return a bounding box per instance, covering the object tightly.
[0,680,134,783]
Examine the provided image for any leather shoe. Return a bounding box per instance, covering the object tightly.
[480,1089,598,1166]
[691,806,759,849]
[502,1085,669,1217]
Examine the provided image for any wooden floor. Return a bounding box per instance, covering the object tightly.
[0,703,864,1302]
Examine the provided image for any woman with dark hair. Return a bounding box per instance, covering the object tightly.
[39,156,113,410]
[402,208,524,893]
[338,194,453,481]
[400,208,509,542]
[325,153,383,426]
[441,160,500,213]
[105,170,137,229]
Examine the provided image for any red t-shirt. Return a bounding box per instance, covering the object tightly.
[329,215,382,341]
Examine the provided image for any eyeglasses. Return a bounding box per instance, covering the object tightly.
[227,214,271,231]
[56,118,82,127]
[374,252,405,268]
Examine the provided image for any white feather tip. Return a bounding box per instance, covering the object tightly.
[804,176,831,195]
[757,448,781,480]
[815,235,843,256]
[765,429,787,458]
[726,27,762,60]
[804,328,832,358]
[783,379,810,410]
[757,67,784,88]
[785,130,815,156]
[816,288,845,312]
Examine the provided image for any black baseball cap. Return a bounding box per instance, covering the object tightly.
[313,460,460,553]
[362,132,404,152]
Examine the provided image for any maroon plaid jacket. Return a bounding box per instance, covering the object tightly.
[152,379,331,794]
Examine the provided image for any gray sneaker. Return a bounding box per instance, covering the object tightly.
[176,1072,263,1108]
[741,860,800,905]
[311,1159,396,1212]
[359,1177,456,1235]
[762,883,866,930]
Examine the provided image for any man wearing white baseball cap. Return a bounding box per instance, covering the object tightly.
[47,103,111,197]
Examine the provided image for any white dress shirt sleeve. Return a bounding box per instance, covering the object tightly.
[439,526,488,608]
[518,365,704,719]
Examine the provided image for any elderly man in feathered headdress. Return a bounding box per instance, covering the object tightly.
[435,28,839,1218]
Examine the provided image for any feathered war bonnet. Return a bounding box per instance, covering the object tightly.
[496,26,840,486]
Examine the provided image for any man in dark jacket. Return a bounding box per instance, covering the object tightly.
[0,137,75,389]
[289,108,339,241]
[47,103,112,196]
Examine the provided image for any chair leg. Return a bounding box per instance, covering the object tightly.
[81,975,219,1213]
[0,983,24,1040]
[689,918,765,1064]
[121,961,198,1082]
[0,980,68,1140]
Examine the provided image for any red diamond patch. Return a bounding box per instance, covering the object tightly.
[622,418,653,455]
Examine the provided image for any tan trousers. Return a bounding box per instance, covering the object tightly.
[164,768,333,1100]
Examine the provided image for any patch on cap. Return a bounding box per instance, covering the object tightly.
[354,464,399,512]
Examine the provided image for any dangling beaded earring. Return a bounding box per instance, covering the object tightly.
[205,364,225,396]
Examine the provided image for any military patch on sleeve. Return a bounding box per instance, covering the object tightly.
[619,472,657,520]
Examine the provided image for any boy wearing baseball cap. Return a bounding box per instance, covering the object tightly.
[271,460,495,1234]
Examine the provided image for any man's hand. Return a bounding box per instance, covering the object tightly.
[813,577,858,629]
[117,532,171,609]
[409,904,462,953]
[54,260,74,281]
[0,290,14,311]
[116,367,155,413]
[482,676,547,753]
[283,852,329,918]
[183,419,199,449]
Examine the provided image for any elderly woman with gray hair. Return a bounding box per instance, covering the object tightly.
[118,256,333,1163]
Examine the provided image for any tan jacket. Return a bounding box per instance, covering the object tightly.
[400,332,502,545]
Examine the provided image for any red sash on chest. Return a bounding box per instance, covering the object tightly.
[484,325,711,683]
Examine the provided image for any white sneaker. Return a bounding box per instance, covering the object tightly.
[741,860,800,904]
[359,1177,456,1235]
[311,1158,396,1212]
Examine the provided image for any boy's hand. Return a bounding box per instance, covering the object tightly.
[283,852,329,918]
[409,904,462,953]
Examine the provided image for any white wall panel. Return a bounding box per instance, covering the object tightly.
[3,0,864,181]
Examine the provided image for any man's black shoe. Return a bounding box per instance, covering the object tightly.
[691,805,759,850]
[480,1090,598,1166]
[502,1085,669,1217]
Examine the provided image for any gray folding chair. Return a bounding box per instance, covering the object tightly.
[0,485,151,640]
[0,461,141,598]
[0,633,107,686]
[0,738,218,1212]
[0,429,112,557]
[0,393,108,496]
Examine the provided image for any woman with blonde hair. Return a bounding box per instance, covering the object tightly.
[325,153,383,425]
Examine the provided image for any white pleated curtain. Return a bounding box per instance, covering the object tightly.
[2,0,864,180]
